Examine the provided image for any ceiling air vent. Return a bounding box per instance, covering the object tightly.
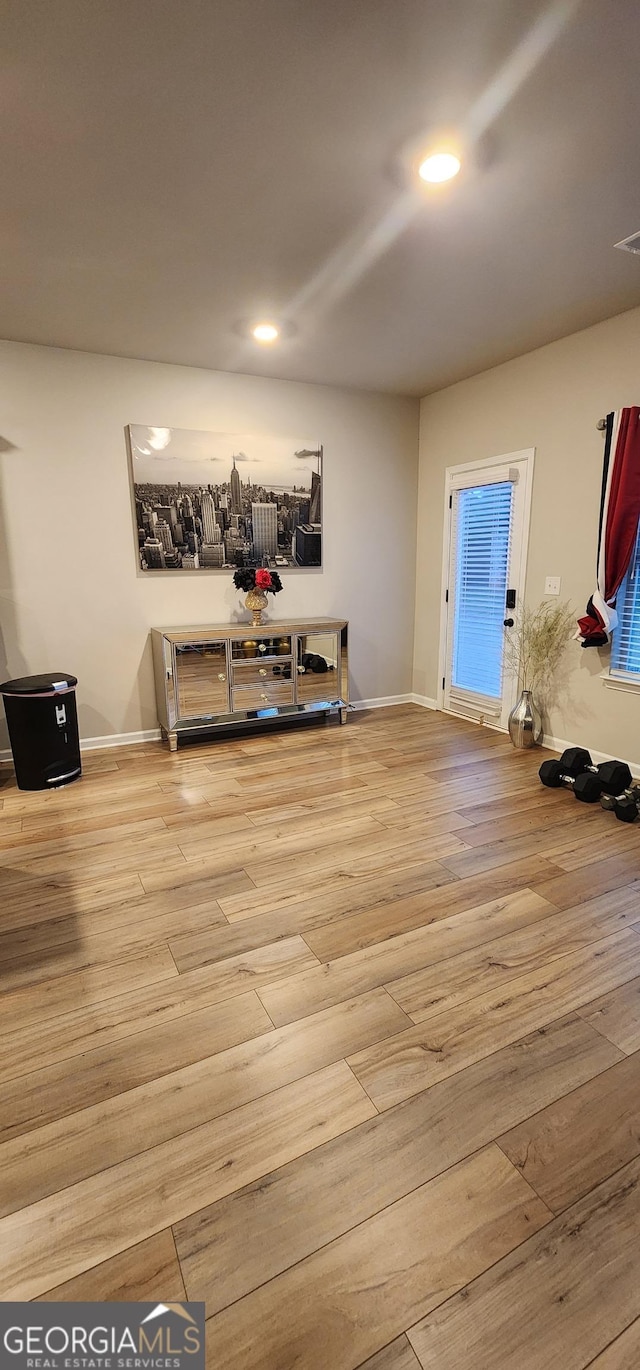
[614,231,640,255]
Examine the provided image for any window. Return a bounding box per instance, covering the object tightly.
[611,523,640,676]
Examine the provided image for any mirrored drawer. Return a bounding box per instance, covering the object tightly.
[231,659,293,687]
[231,682,294,711]
[231,635,292,660]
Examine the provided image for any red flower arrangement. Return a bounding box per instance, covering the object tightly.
[233,567,283,595]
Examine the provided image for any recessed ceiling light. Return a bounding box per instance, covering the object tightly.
[252,322,279,343]
[418,152,461,184]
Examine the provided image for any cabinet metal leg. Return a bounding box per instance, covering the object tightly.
[339,708,348,725]
[168,731,178,752]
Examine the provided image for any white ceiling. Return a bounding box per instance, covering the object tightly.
[2,0,640,396]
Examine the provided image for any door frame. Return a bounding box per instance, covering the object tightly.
[436,447,536,725]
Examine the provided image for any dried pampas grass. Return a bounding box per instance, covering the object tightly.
[503,599,575,694]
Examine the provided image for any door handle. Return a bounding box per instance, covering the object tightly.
[503,618,514,627]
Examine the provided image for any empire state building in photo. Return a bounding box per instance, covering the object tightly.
[230,456,243,514]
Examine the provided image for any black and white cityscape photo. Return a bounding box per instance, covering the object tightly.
[127,425,323,572]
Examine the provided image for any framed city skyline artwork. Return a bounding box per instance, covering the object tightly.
[126,425,323,573]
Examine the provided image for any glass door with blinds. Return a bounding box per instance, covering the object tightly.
[441,453,532,729]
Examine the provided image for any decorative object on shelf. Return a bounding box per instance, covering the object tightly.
[127,425,323,573]
[233,567,283,626]
[503,599,574,749]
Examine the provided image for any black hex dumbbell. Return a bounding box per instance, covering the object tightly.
[538,746,591,793]
[579,757,633,803]
[539,755,595,798]
[601,784,640,823]
[538,762,602,802]
[539,750,632,804]
[538,746,591,789]
[559,747,593,774]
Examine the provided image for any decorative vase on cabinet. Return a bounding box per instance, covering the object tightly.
[244,589,268,626]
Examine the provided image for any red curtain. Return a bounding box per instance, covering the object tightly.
[578,407,640,646]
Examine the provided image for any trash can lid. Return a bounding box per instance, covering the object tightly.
[0,672,78,696]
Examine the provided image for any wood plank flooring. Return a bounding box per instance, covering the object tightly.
[1,703,640,1367]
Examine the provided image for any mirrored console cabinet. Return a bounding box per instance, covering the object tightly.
[151,618,349,749]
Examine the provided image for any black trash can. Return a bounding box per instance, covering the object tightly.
[0,673,81,791]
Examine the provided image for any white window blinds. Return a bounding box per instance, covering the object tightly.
[450,481,513,700]
[611,523,640,676]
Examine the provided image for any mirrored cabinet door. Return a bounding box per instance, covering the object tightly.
[174,642,229,718]
[295,632,340,703]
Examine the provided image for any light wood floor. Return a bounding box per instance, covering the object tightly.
[2,704,640,1368]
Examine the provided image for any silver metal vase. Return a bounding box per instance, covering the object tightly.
[508,689,543,749]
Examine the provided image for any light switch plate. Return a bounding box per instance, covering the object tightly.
[545,576,561,596]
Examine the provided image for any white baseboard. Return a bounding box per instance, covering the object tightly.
[410,693,438,710]
[541,731,640,780]
[80,728,162,752]
[352,694,438,711]
[351,694,414,711]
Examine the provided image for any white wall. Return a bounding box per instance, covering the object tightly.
[0,342,418,746]
[414,304,640,763]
